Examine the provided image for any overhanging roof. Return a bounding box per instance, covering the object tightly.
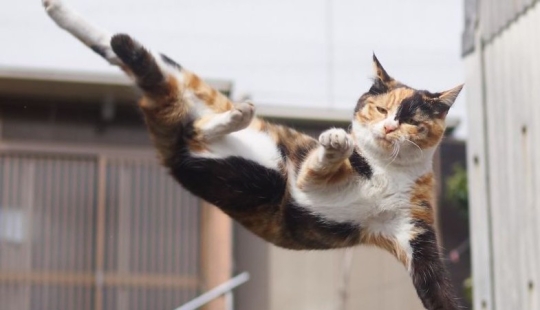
[0,66,352,124]
[0,66,233,104]
[0,66,459,128]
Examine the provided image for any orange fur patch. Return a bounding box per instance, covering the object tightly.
[414,119,445,149]
[410,173,435,225]
[296,154,354,190]
[184,71,233,113]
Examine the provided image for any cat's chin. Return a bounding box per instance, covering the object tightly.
[372,135,397,150]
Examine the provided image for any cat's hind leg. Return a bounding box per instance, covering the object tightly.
[363,216,460,310]
[407,222,460,310]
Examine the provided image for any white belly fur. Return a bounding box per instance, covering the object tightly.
[190,128,282,171]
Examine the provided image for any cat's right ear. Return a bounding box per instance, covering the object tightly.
[369,54,396,95]
[111,34,168,95]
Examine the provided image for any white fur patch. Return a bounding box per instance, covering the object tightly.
[191,128,281,170]
[365,212,414,270]
[183,90,213,117]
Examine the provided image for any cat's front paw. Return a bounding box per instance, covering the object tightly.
[318,128,354,159]
[228,101,255,130]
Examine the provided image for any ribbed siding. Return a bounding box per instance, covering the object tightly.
[0,151,200,310]
[463,0,538,55]
[465,2,540,309]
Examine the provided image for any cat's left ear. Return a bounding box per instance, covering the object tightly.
[428,84,463,119]
[370,54,397,95]
[436,84,464,106]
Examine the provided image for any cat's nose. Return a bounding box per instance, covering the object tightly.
[384,124,397,134]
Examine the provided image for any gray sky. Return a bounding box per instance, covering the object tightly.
[0,0,466,136]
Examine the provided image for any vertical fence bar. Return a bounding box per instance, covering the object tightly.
[86,160,95,310]
[23,158,36,310]
[94,156,107,310]
[117,160,131,310]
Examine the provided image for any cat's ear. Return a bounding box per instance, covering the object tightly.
[436,84,464,107]
[111,34,168,95]
[427,84,463,119]
[369,54,397,95]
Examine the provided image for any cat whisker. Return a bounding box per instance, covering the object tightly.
[403,139,423,156]
[385,142,400,168]
[383,142,397,160]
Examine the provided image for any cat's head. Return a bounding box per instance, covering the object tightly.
[352,55,462,164]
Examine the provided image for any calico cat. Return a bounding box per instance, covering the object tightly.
[43,1,463,309]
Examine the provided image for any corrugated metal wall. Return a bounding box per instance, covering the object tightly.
[462,0,538,55]
[479,0,534,42]
[465,1,540,309]
[0,150,200,310]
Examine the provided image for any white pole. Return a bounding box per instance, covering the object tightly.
[175,272,250,310]
[336,248,354,310]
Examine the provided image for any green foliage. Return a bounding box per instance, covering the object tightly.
[445,163,469,220]
[463,277,473,304]
[446,164,472,304]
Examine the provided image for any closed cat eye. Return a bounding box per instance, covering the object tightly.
[376,106,387,114]
[401,118,420,126]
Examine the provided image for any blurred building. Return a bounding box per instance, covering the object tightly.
[463,1,540,309]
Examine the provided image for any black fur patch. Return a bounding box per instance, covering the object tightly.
[111,34,165,92]
[368,78,389,95]
[395,92,449,124]
[410,220,460,310]
[277,143,289,159]
[283,202,361,249]
[170,120,288,210]
[349,150,372,178]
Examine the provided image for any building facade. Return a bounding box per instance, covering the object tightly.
[463,1,540,309]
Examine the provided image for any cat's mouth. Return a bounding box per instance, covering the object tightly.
[374,133,398,143]
[373,134,398,150]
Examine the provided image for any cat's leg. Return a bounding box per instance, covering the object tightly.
[43,0,121,65]
[407,221,460,310]
[296,128,355,189]
[364,218,460,310]
[193,101,255,141]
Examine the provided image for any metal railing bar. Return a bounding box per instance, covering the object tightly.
[175,272,250,310]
